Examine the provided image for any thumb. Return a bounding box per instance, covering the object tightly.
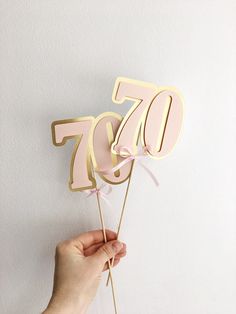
[93,240,123,265]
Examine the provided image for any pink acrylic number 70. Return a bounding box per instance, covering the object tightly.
[111,77,184,158]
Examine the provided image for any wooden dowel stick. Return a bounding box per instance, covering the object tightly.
[106,160,135,286]
[95,190,118,314]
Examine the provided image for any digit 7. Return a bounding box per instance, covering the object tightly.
[51,117,96,191]
[91,112,133,184]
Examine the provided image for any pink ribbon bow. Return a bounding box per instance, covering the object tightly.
[85,183,112,206]
[97,146,159,187]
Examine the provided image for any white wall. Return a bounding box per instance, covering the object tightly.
[0,1,236,313]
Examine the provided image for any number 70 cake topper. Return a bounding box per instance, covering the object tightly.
[51,77,184,313]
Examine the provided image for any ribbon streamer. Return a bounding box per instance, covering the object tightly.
[97,146,159,187]
[85,183,112,207]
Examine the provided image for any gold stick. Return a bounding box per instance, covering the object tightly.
[95,186,118,314]
[106,160,135,286]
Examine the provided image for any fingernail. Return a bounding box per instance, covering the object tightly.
[112,241,123,252]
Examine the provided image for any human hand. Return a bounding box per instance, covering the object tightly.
[43,229,126,314]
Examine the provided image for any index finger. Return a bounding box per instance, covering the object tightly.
[71,229,117,250]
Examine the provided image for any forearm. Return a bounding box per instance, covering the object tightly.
[43,294,88,314]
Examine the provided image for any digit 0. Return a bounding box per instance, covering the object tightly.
[91,112,133,184]
[142,89,184,158]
